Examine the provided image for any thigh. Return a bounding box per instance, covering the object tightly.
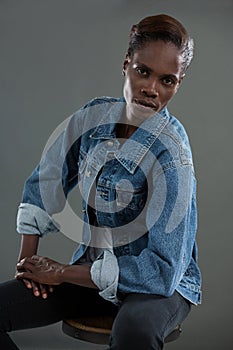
[110,291,191,350]
[0,279,113,332]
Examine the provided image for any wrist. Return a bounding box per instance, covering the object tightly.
[18,234,39,262]
[59,264,70,284]
[58,264,97,289]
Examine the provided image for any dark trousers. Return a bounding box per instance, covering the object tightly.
[0,279,191,350]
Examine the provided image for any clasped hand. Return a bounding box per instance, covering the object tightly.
[15,255,67,299]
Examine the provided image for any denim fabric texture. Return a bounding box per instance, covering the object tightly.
[17,96,202,305]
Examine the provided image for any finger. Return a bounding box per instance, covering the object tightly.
[17,257,34,266]
[17,260,35,271]
[17,257,27,265]
[15,271,32,281]
[39,283,48,299]
[49,285,54,293]
[31,281,40,297]
[23,279,33,289]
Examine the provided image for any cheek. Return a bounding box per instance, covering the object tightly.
[159,88,177,103]
[123,77,134,101]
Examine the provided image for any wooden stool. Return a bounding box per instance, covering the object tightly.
[62,314,182,345]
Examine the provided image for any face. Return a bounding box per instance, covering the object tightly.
[123,40,184,123]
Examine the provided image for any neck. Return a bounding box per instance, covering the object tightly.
[116,123,138,139]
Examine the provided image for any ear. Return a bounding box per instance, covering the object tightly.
[175,73,185,92]
[178,73,185,85]
[123,53,131,74]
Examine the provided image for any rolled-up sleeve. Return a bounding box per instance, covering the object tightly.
[17,203,60,236]
[90,249,119,304]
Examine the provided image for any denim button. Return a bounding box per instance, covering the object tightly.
[108,152,115,159]
[85,170,92,177]
[98,191,105,196]
[107,140,114,147]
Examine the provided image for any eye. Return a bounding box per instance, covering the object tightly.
[162,77,176,87]
[135,67,149,77]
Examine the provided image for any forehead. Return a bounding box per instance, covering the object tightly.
[131,40,183,76]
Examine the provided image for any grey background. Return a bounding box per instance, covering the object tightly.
[1,0,232,349]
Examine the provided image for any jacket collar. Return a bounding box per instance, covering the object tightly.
[90,98,170,174]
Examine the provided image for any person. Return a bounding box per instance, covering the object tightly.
[0,14,202,350]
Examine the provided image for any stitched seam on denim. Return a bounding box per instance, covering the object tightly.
[161,130,190,164]
[128,116,169,169]
[43,216,59,234]
[153,161,193,179]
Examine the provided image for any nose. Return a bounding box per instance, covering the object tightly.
[141,80,158,98]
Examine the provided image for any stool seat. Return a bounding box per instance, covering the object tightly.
[62,315,182,345]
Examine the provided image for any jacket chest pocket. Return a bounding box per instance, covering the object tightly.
[116,183,147,226]
[95,181,147,228]
[115,179,147,211]
[114,179,148,226]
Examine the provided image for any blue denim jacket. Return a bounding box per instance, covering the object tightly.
[17,97,202,305]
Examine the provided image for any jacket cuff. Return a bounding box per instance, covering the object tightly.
[16,203,60,236]
[90,249,119,305]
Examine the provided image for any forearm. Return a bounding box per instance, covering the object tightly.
[61,264,98,289]
[16,252,98,289]
[18,234,39,262]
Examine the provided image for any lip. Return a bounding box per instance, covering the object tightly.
[134,99,158,111]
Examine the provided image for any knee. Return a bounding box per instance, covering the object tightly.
[109,310,163,350]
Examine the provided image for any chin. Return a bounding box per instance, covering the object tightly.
[127,102,156,124]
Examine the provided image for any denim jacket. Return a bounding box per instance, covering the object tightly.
[17,97,202,305]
